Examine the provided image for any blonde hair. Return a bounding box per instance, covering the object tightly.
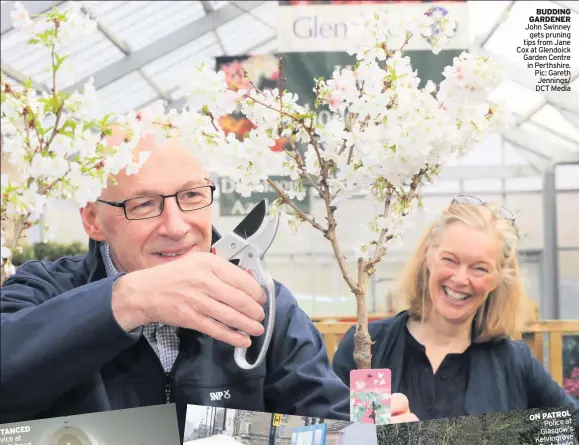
[396,201,531,342]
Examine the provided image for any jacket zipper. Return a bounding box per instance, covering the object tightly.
[164,349,184,404]
[165,371,173,404]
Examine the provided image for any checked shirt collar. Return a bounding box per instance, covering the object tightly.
[99,241,179,373]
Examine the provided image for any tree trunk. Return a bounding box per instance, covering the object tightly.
[353,263,373,369]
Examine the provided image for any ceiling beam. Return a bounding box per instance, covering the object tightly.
[561,110,579,132]
[513,112,579,146]
[471,1,516,48]
[165,34,278,113]
[200,1,217,13]
[81,3,170,102]
[504,127,579,164]
[439,164,537,180]
[64,0,267,94]
[1,1,64,34]
[230,0,276,32]
[0,62,50,92]
[552,1,579,14]
[509,144,548,173]
[81,4,131,56]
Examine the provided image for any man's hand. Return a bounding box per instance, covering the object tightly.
[391,393,419,423]
[111,252,267,348]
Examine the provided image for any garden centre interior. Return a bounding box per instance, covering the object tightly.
[1,0,578,394]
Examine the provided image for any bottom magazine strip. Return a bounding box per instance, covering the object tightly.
[1,404,576,444]
[184,404,377,445]
[376,406,578,445]
[184,404,578,445]
[0,404,181,445]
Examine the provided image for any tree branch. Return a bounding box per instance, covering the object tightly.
[337,111,355,157]
[266,178,326,233]
[366,190,394,271]
[287,139,322,196]
[318,158,358,293]
[325,225,358,293]
[45,102,64,148]
[243,94,300,122]
[365,167,433,272]
[278,56,284,114]
[347,145,355,165]
[303,125,325,171]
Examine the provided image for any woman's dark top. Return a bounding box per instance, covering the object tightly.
[401,325,470,420]
[332,311,579,422]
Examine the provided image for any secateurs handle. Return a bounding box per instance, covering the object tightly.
[233,245,276,371]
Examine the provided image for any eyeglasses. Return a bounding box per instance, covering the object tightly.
[451,194,516,224]
[97,183,216,220]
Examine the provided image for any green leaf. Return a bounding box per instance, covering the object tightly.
[35,120,47,137]
[27,38,41,45]
[63,117,78,132]
[41,95,60,114]
[100,113,113,127]
[36,28,55,43]
[82,121,96,132]
[54,53,70,71]
[55,11,68,22]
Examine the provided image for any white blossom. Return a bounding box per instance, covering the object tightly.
[68,77,100,120]
[10,2,33,31]
[2,2,512,285]
[58,2,98,46]
[0,4,156,280]
[174,7,510,261]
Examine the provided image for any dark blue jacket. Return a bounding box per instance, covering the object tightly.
[0,238,350,437]
[333,311,579,421]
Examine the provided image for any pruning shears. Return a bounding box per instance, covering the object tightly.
[211,200,280,370]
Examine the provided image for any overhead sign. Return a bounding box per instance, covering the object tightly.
[275,0,469,160]
[218,176,311,217]
[277,1,469,53]
[273,413,283,427]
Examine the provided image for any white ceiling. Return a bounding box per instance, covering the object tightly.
[1,0,578,172]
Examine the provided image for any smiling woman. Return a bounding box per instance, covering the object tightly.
[403,195,523,346]
[332,195,579,423]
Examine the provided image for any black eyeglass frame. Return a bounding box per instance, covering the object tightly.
[451,194,516,224]
[97,182,216,221]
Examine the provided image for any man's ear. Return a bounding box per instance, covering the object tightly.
[80,203,106,241]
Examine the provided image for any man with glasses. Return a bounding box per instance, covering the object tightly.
[1,131,374,436]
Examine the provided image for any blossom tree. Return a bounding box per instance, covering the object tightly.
[0,2,153,284]
[167,9,511,369]
[1,2,512,372]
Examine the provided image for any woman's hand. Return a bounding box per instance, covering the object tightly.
[391,393,419,423]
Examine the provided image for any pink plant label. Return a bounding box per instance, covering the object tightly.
[349,368,392,425]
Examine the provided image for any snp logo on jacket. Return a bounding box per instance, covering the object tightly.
[210,390,231,401]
